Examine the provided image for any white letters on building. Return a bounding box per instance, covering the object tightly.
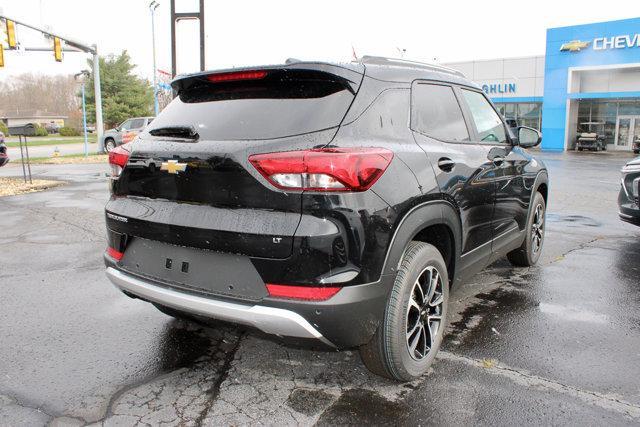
[593,34,640,51]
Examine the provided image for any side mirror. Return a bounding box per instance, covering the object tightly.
[517,126,542,148]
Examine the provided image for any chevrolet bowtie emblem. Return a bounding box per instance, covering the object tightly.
[160,160,187,174]
[560,40,590,52]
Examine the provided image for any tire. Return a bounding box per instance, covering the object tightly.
[360,241,449,381]
[507,191,546,267]
[577,147,583,151]
[105,138,116,152]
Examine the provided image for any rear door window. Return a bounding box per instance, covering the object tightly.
[148,69,359,140]
[411,83,470,142]
[460,89,508,144]
[129,118,145,129]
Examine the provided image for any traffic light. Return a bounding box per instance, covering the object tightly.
[53,37,62,62]
[0,44,4,68]
[5,19,16,49]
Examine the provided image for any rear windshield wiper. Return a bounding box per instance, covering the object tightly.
[149,126,199,141]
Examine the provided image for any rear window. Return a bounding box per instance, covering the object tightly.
[147,69,358,140]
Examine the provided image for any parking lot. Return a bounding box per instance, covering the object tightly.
[1,151,639,425]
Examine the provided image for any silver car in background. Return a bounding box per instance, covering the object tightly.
[101,117,154,152]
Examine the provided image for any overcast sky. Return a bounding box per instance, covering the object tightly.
[0,0,637,82]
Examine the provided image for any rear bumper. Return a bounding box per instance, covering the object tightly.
[106,267,335,347]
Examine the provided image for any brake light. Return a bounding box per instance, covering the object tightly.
[207,70,267,83]
[266,284,341,301]
[106,247,124,261]
[249,147,393,192]
[108,143,131,177]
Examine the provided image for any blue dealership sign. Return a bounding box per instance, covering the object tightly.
[541,17,640,151]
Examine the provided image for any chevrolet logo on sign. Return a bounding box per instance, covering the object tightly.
[160,160,187,174]
[560,40,590,52]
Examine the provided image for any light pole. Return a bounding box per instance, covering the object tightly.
[75,70,91,157]
[150,1,160,116]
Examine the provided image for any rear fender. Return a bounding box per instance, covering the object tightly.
[381,200,462,284]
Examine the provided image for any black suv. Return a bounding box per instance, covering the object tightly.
[105,57,548,381]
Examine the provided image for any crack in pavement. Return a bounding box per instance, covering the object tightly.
[545,235,606,265]
[91,325,242,426]
[0,393,55,426]
[198,335,422,425]
[437,352,640,420]
[193,332,245,427]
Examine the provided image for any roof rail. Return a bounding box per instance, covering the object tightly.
[358,56,465,78]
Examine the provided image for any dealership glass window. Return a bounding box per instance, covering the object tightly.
[576,99,640,146]
[518,103,542,130]
[618,102,640,116]
[495,102,542,130]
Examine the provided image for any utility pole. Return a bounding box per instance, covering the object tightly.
[150,1,160,115]
[170,0,205,78]
[0,15,105,151]
[93,48,104,151]
[75,70,90,157]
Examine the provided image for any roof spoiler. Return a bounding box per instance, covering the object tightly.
[171,63,364,93]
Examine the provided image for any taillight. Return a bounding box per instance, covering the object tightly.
[207,70,267,83]
[108,143,131,177]
[266,284,341,301]
[249,147,393,192]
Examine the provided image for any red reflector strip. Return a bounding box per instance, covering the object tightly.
[107,247,124,261]
[207,70,267,83]
[266,284,341,301]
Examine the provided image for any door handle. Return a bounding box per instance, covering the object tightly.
[437,158,455,172]
[492,156,505,166]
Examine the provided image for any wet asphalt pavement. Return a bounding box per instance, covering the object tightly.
[1,151,639,426]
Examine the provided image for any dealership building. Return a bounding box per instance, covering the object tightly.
[444,17,640,152]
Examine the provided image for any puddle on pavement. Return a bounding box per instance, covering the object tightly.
[286,389,335,416]
[316,389,409,425]
[156,322,218,371]
[538,302,609,324]
[445,283,534,349]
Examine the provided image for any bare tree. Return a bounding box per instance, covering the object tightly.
[0,74,81,124]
